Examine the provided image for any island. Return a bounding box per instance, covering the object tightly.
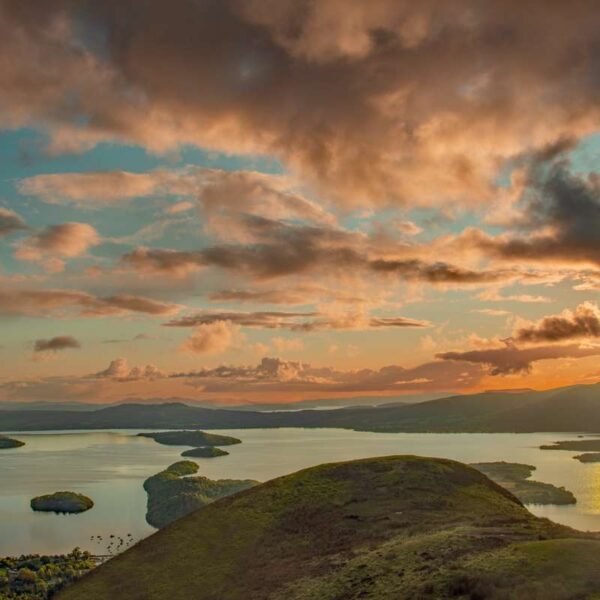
[470,461,576,505]
[181,447,229,458]
[0,435,25,449]
[143,461,258,528]
[573,453,600,463]
[540,439,600,452]
[30,492,94,514]
[138,430,241,447]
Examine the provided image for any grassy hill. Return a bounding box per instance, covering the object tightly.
[58,456,600,600]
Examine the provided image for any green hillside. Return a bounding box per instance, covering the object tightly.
[58,456,600,600]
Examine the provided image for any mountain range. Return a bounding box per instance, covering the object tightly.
[3,382,600,433]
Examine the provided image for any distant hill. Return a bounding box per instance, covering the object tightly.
[4,382,600,433]
[0,391,438,413]
[225,392,447,411]
[58,456,600,600]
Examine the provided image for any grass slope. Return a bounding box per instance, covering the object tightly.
[59,456,600,600]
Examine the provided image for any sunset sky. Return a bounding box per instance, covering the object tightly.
[2,1,600,405]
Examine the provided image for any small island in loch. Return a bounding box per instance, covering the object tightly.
[181,447,229,458]
[30,492,94,514]
[540,439,600,452]
[471,461,576,505]
[138,430,241,447]
[0,435,25,449]
[143,461,258,528]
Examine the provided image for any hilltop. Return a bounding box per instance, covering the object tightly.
[59,456,600,600]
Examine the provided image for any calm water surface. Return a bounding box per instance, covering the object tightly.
[1,428,600,555]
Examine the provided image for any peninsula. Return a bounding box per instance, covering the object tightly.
[471,462,576,505]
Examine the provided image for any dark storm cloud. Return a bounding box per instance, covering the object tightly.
[465,158,600,267]
[514,302,600,344]
[121,215,519,286]
[437,343,600,376]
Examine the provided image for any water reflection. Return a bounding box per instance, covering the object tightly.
[0,429,599,555]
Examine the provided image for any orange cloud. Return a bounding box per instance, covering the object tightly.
[15,222,100,272]
[0,288,179,317]
[2,1,600,208]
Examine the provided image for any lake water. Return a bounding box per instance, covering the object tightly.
[1,428,600,556]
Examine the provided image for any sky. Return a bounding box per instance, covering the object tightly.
[1,0,600,405]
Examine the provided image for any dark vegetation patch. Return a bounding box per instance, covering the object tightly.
[0,548,94,599]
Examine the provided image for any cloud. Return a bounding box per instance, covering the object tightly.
[208,286,367,305]
[0,288,179,317]
[19,167,335,230]
[437,342,600,375]
[472,309,511,317]
[121,215,521,288]
[460,158,600,268]
[166,200,195,214]
[94,357,164,381]
[165,309,429,332]
[3,2,600,208]
[15,222,100,271]
[369,258,515,285]
[0,355,482,403]
[514,302,600,344]
[33,335,81,353]
[18,171,159,205]
[477,289,552,304]
[172,356,482,394]
[181,320,240,355]
[0,208,26,236]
